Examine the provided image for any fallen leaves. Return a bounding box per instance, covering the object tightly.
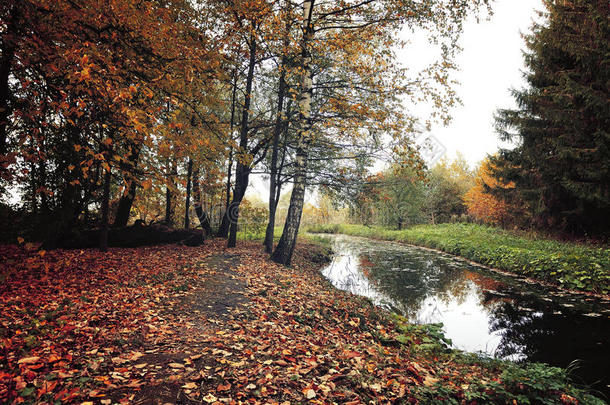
[0,242,217,403]
[0,240,504,404]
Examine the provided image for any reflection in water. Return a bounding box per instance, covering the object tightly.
[320,234,610,397]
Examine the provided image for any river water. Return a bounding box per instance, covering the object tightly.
[318,234,610,397]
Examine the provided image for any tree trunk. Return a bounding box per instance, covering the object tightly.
[0,5,19,156]
[227,29,257,248]
[265,118,289,252]
[113,144,142,227]
[264,197,277,253]
[272,0,315,265]
[225,148,233,210]
[264,78,287,252]
[45,125,81,248]
[217,209,231,238]
[227,166,250,248]
[39,153,49,219]
[226,69,238,209]
[218,70,239,237]
[114,180,136,227]
[264,183,283,253]
[184,158,193,229]
[165,158,175,226]
[192,167,212,236]
[165,184,172,224]
[99,166,111,251]
[264,8,290,254]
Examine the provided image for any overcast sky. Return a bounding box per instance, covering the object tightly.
[400,0,544,167]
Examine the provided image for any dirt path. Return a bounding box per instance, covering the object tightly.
[179,253,247,322]
[113,252,249,404]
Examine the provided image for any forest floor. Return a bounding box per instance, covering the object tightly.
[0,239,602,404]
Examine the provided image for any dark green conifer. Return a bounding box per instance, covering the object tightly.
[493,0,610,235]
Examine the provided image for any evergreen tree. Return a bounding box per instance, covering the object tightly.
[493,0,609,235]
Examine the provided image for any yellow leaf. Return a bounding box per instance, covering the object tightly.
[17,356,40,365]
[17,237,24,244]
[80,67,90,80]
[129,351,143,361]
[203,394,217,403]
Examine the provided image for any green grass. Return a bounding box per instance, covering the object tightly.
[306,223,610,294]
[235,226,282,242]
[236,226,332,249]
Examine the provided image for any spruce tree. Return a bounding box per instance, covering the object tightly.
[493,0,610,235]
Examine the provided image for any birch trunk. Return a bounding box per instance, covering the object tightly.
[272,0,315,265]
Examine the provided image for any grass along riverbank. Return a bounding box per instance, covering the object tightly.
[306,223,610,294]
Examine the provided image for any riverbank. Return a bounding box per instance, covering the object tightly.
[306,223,610,295]
[0,240,604,403]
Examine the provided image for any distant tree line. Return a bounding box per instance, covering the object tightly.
[337,0,609,239]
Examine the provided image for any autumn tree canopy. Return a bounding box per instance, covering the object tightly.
[464,157,521,227]
[1,0,490,254]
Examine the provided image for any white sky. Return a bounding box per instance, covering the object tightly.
[400,0,544,167]
[247,0,544,201]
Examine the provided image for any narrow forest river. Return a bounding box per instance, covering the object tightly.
[317,234,610,398]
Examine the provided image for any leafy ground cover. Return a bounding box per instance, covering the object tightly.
[0,240,603,403]
[306,223,610,294]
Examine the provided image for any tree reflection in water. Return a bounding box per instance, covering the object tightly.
[320,234,610,397]
[487,296,609,395]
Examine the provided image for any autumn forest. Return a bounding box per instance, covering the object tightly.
[1,0,609,403]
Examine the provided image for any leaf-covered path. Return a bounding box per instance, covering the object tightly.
[1,241,592,404]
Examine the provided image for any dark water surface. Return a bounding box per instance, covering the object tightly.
[318,234,610,397]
